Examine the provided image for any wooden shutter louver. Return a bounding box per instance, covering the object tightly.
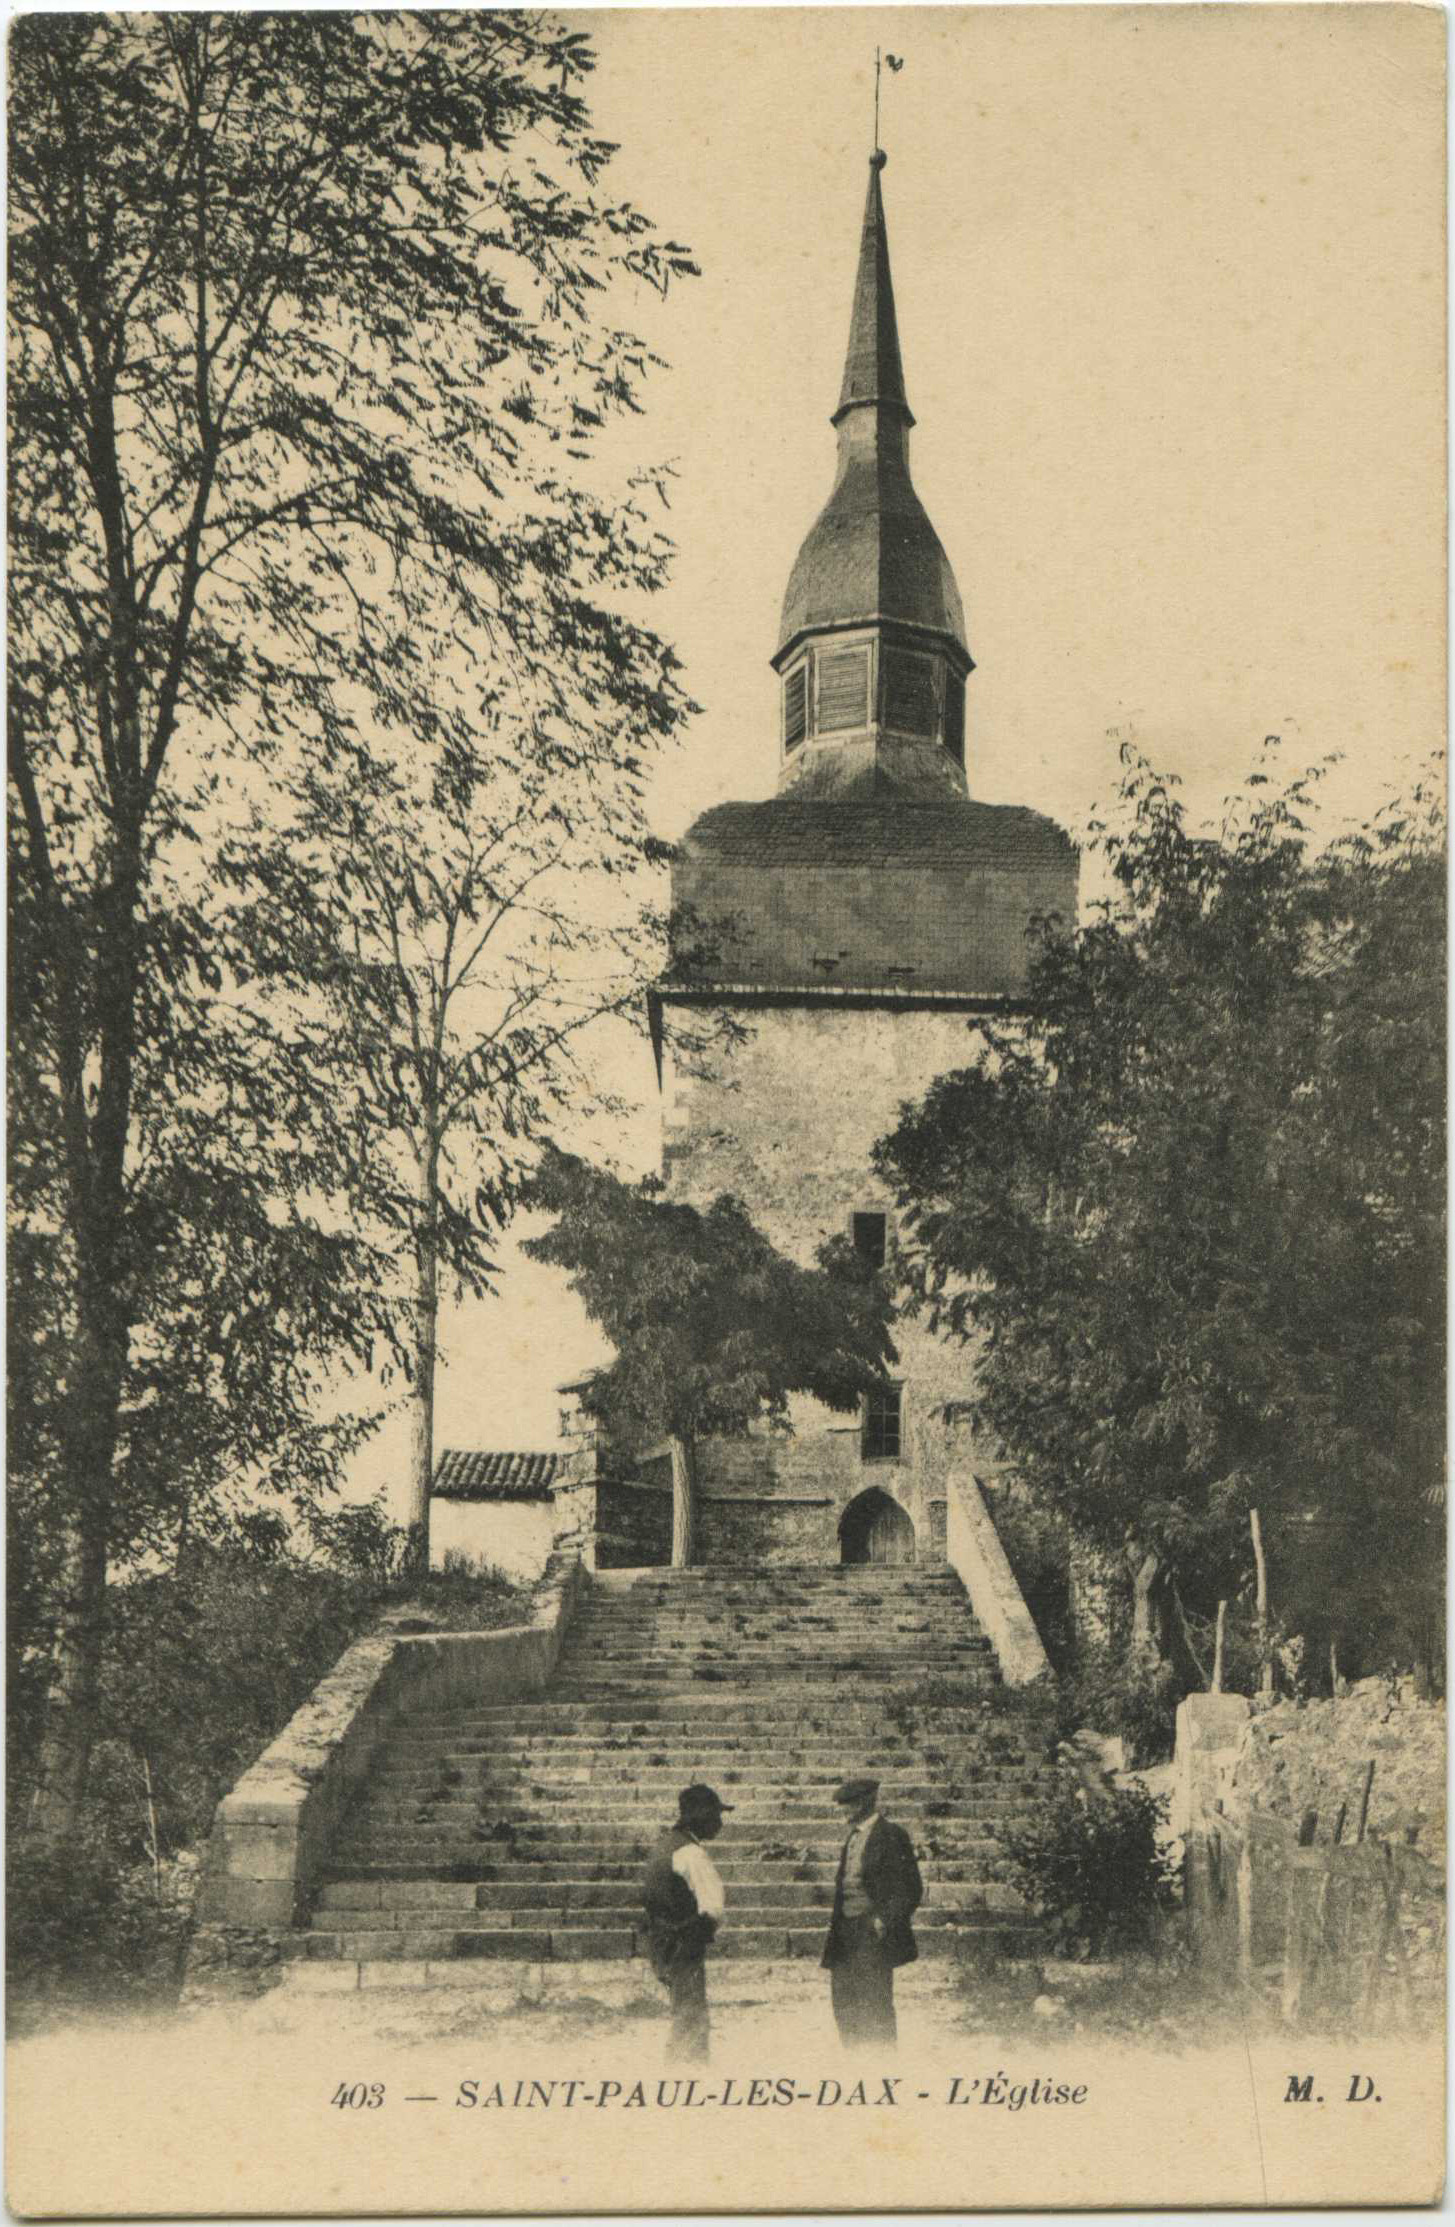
[882,648,937,737]
[944,673,965,763]
[783,664,808,750]
[817,646,871,733]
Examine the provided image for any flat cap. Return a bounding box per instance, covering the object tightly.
[678,1782,733,1816]
[833,1776,881,1807]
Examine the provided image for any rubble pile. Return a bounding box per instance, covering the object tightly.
[1231,1677,1445,1865]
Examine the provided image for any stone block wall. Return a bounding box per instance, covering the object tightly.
[657,1001,1009,1566]
[429,1496,555,1582]
[673,857,1074,994]
[192,1559,588,1952]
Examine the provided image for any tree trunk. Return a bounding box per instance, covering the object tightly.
[27,1268,130,1844]
[406,1193,440,1571]
[1211,1599,1227,1692]
[1250,1505,1273,1695]
[1130,1549,1165,1657]
[27,1468,113,1842]
[669,1434,698,1568]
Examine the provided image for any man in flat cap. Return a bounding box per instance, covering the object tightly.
[821,1775,923,2050]
[642,1782,731,2063]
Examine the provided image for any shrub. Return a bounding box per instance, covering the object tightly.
[1005,1775,1178,1959]
[8,1540,531,2016]
[1057,1643,1180,1765]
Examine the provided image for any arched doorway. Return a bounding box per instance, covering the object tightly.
[839,1487,915,1567]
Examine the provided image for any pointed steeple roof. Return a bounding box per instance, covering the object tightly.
[775,152,967,671]
[835,152,913,427]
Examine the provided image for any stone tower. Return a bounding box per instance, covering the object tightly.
[651,153,1077,1568]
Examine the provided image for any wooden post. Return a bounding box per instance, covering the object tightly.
[1236,1830,1254,1983]
[1250,1507,1273,1695]
[1211,1600,1227,1693]
[1353,1759,1376,1844]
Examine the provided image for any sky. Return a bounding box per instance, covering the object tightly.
[350,4,1445,1519]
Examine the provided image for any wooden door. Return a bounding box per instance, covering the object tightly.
[841,1488,915,1566]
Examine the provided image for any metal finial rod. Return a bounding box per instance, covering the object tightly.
[874,46,881,154]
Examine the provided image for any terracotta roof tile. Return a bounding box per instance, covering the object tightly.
[432,1449,560,1502]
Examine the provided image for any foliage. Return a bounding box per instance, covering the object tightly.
[1004,1776,1179,1958]
[8,1539,529,2016]
[1056,1645,1180,1766]
[876,745,1445,1669]
[522,1147,897,1559]
[523,1148,897,1446]
[9,10,698,1826]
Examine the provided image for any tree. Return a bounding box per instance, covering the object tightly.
[263,738,682,1560]
[523,1149,897,1565]
[9,12,697,1835]
[875,745,1444,1681]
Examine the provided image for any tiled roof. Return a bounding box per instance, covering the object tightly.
[681,797,1075,868]
[432,1449,560,1502]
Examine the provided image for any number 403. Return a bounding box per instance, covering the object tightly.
[332,2082,385,2109]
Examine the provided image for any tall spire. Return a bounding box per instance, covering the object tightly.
[836,152,912,428]
[773,151,972,799]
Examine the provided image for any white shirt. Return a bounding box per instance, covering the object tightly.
[672,1834,726,1920]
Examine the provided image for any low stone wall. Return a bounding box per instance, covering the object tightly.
[1230,1678,1446,1866]
[1179,1684,1445,2023]
[944,1472,1052,1689]
[187,1558,588,1993]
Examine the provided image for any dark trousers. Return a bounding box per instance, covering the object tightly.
[664,1955,710,2063]
[830,1916,897,2050]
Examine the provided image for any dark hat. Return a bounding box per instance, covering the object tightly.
[833,1776,880,1807]
[678,1782,733,1817]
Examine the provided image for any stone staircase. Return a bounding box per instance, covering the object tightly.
[300,1565,1052,1981]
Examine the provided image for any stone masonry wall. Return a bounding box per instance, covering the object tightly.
[660,1002,1007,1562]
[675,857,1073,994]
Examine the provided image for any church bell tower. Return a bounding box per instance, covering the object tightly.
[650,149,1078,1570]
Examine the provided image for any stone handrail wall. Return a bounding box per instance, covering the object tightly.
[944,1471,1052,1689]
[198,1557,589,1930]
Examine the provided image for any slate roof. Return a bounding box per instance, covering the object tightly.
[432,1449,560,1502]
[837,156,910,423]
[776,156,967,664]
[680,797,1075,869]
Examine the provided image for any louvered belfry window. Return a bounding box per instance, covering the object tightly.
[944,672,966,764]
[783,664,808,750]
[882,647,937,737]
[817,645,871,733]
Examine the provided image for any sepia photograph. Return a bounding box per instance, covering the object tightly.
[6,4,1446,2215]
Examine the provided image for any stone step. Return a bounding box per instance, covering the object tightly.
[394,1706,1007,1737]
[366,1777,1033,1811]
[317,1876,989,1914]
[346,1797,1036,1828]
[305,1904,1009,1942]
[321,1849,1007,1887]
[368,1737,1037,1767]
[282,1946,1035,2002]
[302,1917,1034,1964]
[329,1834,1033,1871]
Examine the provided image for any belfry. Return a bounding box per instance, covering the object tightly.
[641,150,1079,1569]
[430,149,1079,1579]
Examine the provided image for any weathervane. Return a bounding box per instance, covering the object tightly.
[873,47,904,158]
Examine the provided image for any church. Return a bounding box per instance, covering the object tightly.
[431,151,1076,1581]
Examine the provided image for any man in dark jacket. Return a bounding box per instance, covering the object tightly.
[821,1775,923,2050]
[641,1782,730,2063]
